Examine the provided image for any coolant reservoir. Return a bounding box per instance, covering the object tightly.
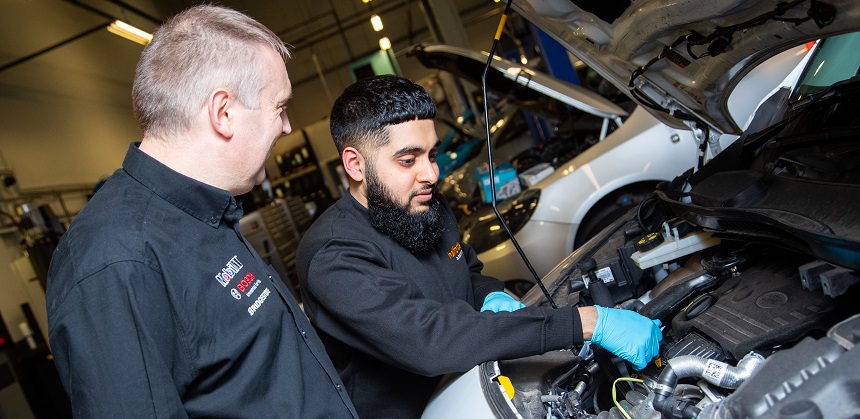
[631,221,721,269]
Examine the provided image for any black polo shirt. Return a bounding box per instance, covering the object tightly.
[47,143,358,418]
[297,193,583,418]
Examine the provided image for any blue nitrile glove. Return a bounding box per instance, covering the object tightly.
[590,305,662,370]
[480,291,526,312]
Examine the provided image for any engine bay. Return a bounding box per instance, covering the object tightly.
[488,75,860,419]
[499,213,860,419]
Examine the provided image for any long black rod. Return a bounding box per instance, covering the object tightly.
[481,0,557,308]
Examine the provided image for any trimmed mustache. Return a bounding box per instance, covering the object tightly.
[411,185,436,199]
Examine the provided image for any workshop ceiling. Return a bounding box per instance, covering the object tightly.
[0,0,499,113]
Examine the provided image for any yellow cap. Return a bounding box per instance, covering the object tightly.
[497,375,515,399]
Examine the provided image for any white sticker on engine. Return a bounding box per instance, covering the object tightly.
[703,359,727,384]
[580,267,615,288]
[595,267,614,283]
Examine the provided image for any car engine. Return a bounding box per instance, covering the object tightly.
[505,82,860,417]
[504,210,860,419]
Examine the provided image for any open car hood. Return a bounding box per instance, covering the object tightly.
[513,0,860,134]
[407,43,627,119]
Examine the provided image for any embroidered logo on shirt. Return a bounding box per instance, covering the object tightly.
[242,278,261,298]
[236,272,256,294]
[248,288,271,316]
[447,242,463,260]
[215,256,243,287]
[230,289,242,300]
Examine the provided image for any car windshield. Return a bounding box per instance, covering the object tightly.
[792,31,860,101]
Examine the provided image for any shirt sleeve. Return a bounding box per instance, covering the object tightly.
[48,261,191,418]
[303,238,581,377]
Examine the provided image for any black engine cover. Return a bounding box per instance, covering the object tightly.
[672,255,835,358]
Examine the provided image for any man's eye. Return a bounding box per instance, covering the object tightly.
[429,152,438,162]
[399,158,415,166]
[279,104,288,113]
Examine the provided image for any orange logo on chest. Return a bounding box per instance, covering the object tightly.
[447,242,462,259]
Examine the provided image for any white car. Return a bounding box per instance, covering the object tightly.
[459,36,810,294]
[410,43,631,224]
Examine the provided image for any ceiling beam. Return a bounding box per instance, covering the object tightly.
[103,0,162,24]
[0,23,109,73]
[291,2,501,88]
[283,0,409,52]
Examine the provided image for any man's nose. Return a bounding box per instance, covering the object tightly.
[417,158,438,183]
[282,114,292,135]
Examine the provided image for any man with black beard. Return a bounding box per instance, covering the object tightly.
[296,75,662,418]
[365,159,446,253]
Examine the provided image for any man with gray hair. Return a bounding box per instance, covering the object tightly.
[46,5,358,417]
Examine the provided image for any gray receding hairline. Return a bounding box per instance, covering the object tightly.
[132,4,291,140]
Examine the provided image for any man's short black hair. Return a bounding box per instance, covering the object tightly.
[330,75,436,156]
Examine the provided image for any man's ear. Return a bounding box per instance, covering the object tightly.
[208,89,234,139]
[342,147,366,182]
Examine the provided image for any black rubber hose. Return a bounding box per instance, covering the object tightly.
[651,366,700,419]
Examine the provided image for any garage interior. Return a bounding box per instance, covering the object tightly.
[0,0,577,417]
[3,0,860,417]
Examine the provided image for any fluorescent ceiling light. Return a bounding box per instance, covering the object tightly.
[379,37,391,50]
[107,20,152,45]
[370,14,383,32]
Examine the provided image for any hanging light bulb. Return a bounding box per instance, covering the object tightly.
[520,54,528,65]
[361,0,371,3]
[370,14,384,32]
[379,37,392,50]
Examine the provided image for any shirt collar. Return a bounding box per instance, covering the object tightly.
[344,190,370,216]
[121,142,241,228]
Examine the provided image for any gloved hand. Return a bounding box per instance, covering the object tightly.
[480,291,526,313]
[590,305,662,370]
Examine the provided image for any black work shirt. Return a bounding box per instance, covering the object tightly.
[297,193,583,418]
[47,143,358,418]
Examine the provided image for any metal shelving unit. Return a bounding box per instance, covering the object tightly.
[241,196,313,303]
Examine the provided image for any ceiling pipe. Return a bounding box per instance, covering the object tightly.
[103,0,161,25]
[278,10,339,41]
[0,0,158,74]
[0,23,108,74]
[285,0,408,52]
[64,0,119,22]
[327,0,356,60]
[311,52,336,105]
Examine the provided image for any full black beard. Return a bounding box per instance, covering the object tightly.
[366,169,446,254]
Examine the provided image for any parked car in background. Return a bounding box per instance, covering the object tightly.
[423,0,860,417]
[409,43,629,221]
[433,104,533,186]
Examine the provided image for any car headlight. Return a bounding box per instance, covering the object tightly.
[461,188,541,254]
